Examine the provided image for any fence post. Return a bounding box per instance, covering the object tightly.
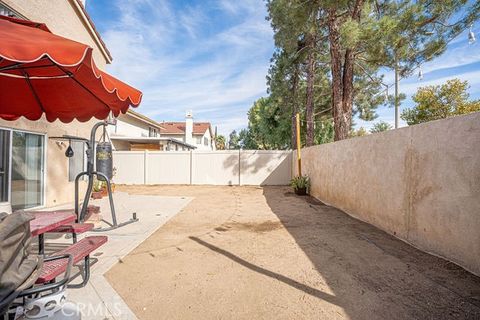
[238,149,241,186]
[144,150,148,184]
[189,150,193,185]
[291,150,294,180]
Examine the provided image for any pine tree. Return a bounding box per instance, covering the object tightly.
[259,0,480,146]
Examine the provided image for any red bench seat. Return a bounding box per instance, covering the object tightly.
[36,236,107,284]
[47,223,94,234]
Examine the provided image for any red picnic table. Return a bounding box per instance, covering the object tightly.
[30,210,76,254]
[27,210,107,287]
[28,210,108,288]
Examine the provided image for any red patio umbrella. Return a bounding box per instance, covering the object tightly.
[0,15,142,123]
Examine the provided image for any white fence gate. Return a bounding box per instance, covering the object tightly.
[113,150,292,186]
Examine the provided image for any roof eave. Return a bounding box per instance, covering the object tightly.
[72,0,113,63]
[126,110,165,130]
[110,136,197,149]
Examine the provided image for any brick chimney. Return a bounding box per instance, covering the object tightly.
[185,110,193,144]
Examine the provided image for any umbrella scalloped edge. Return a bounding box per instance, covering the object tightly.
[0,16,142,123]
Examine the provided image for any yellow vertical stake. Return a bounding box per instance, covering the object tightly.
[296,113,302,177]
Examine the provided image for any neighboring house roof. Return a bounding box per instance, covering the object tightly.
[125,110,165,130]
[161,122,212,136]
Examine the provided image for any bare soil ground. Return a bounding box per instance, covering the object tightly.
[106,185,480,320]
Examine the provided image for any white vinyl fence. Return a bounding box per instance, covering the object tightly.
[113,150,292,186]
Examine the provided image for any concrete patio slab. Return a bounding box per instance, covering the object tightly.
[39,191,192,319]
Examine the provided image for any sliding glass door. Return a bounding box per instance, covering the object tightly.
[10,131,45,210]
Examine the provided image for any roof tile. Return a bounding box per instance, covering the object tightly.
[161,122,211,135]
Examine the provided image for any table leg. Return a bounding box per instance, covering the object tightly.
[38,234,44,255]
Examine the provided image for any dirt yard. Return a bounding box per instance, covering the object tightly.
[105,185,480,320]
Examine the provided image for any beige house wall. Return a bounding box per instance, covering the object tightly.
[0,0,112,207]
[297,112,480,275]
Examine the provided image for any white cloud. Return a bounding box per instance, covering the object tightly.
[366,35,480,129]
[103,1,479,135]
[380,35,480,87]
[101,0,273,136]
[399,69,480,96]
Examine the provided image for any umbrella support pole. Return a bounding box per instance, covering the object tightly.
[74,121,138,231]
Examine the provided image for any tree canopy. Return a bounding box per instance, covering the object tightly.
[228,130,241,149]
[228,0,479,148]
[215,135,226,150]
[401,79,480,125]
[370,121,392,133]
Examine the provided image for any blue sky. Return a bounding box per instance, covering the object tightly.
[358,23,480,129]
[87,0,480,135]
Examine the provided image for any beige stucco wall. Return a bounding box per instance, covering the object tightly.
[0,0,111,207]
[298,112,480,276]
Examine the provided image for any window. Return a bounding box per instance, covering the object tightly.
[204,137,208,146]
[196,136,202,144]
[68,141,86,182]
[148,127,158,137]
[0,3,22,18]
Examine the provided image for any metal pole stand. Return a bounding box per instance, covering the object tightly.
[74,121,138,231]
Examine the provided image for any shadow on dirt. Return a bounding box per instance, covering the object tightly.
[262,186,480,320]
[189,236,341,307]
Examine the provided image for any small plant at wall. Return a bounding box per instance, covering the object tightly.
[91,178,106,199]
[92,178,105,193]
[290,175,310,196]
[111,167,117,193]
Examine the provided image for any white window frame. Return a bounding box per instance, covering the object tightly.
[0,2,25,19]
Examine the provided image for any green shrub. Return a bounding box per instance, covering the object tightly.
[290,175,310,190]
[93,178,106,192]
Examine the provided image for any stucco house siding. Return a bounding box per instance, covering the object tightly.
[108,113,195,152]
[161,130,215,151]
[111,116,155,139]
